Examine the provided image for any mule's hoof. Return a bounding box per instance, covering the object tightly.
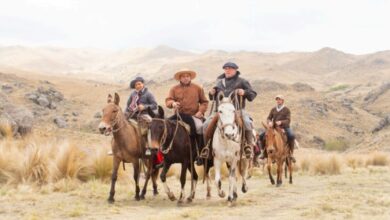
[271,180,275,185]
[153,190,159,196]
[289,180,293,184]
[168,192,176,201]
[242,184,248,193]
[233,192,238,199]
[139,194,145,200]
[177,199,184,205]
[186,197,193,203]
[276,183,282,187]
[206,195,211,200]
[219,191,226,198]
[107,198,115,204]
[135,196,141,201]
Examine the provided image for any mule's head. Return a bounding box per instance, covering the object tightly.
[147,119,166,151]
[262,122,276,156]
[98,93,121,136]
[217,99,238,140]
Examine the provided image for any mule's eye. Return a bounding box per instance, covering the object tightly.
[219,110,222,113]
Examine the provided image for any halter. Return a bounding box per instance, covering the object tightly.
[105,109,125,135]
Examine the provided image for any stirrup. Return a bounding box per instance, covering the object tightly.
[244,145,252,158]
[200,147,210,159]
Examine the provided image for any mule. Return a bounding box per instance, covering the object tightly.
[148,113,198,204]
[262,122,293,186]
[212,92,250,205]
[98,93,158,203]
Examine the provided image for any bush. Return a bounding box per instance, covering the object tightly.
[324,139,349,152]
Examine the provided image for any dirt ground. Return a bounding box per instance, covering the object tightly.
[1,165,390,220]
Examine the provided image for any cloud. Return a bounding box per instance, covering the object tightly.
[1,0,389,53]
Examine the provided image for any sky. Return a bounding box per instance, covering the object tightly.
[0,0,389,54]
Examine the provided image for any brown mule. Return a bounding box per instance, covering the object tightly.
[98,93,159,203]
[262,122,293,187]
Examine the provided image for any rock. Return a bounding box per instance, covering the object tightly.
[311,136,325,147]
[372,115,390,133]
[72,118,78,122]
[94,112,102,118]
[72,112,79,117]
[37,96,50,107]
[364,82,390,104]
[1,84,13,93]
[300,99,328,117]
[291,82,315,92]
[251,80,288,92]
[54,116,67,128]
[2,104,33,136]
[0,112,18,137]
[25,93,38,101]
[48,102,57,110]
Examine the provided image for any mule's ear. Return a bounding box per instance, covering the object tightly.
[228,91,235,101]
[147,107,156,118]
[158,105,165,119]
[217,91,224,102]
[114,93,120,105]
[107,94,113,103]
[262,121,268,130]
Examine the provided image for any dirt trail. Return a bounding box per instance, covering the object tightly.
[1,166,390,220]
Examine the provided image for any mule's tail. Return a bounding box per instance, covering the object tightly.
[294,139,300,149]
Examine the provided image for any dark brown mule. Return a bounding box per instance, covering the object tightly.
[262,122,293,187]
[98,93,159,203]
[148,113,198,204]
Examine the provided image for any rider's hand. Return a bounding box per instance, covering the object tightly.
[236,89,245,96]
[268,121,273,127]
[276,121,282,126]
[194,111,203,118]
[138,104,145,111]
[209,88,216,95]
[172,102,181,109]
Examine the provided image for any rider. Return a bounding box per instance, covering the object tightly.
[206,62,257,155]
[124,76,158,120]
[165,69,209,165]
[259,95,296,162]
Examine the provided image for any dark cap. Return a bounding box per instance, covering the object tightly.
[222,62,239,69]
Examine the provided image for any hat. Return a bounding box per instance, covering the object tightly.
[174,69,197,81]
[130,77,145,89]
[275,94,284,100]
[222,62,239,69]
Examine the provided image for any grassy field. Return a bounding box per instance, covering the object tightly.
[0,133,390,220]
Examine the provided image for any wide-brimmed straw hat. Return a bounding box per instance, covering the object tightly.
[174,69,197,81]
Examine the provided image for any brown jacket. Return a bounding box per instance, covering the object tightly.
[267,106,291,128]
[165,82,209,116]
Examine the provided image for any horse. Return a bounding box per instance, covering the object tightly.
[98,93,159,203]
[262,122,293,186]
[147,111,199,204]
[212,92,250,205]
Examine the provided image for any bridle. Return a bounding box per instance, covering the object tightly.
[149,114,182,155]
[217,104,240,143]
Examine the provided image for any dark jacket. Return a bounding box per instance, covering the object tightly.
[267,106,291,128]
[124,88,158,114]
[212,71,257,109]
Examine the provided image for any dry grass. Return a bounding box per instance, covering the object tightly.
[311,155,342,175]
[365,152,389,166]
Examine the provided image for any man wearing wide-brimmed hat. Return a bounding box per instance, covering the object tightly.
[124,76,158,119]
[166,69,209,165]
[259,94,296,162]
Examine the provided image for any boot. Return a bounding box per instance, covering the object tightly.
[259,139,267,159]
[195,134,205,165]
[288,139,296,163]
[244,131,254,158]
